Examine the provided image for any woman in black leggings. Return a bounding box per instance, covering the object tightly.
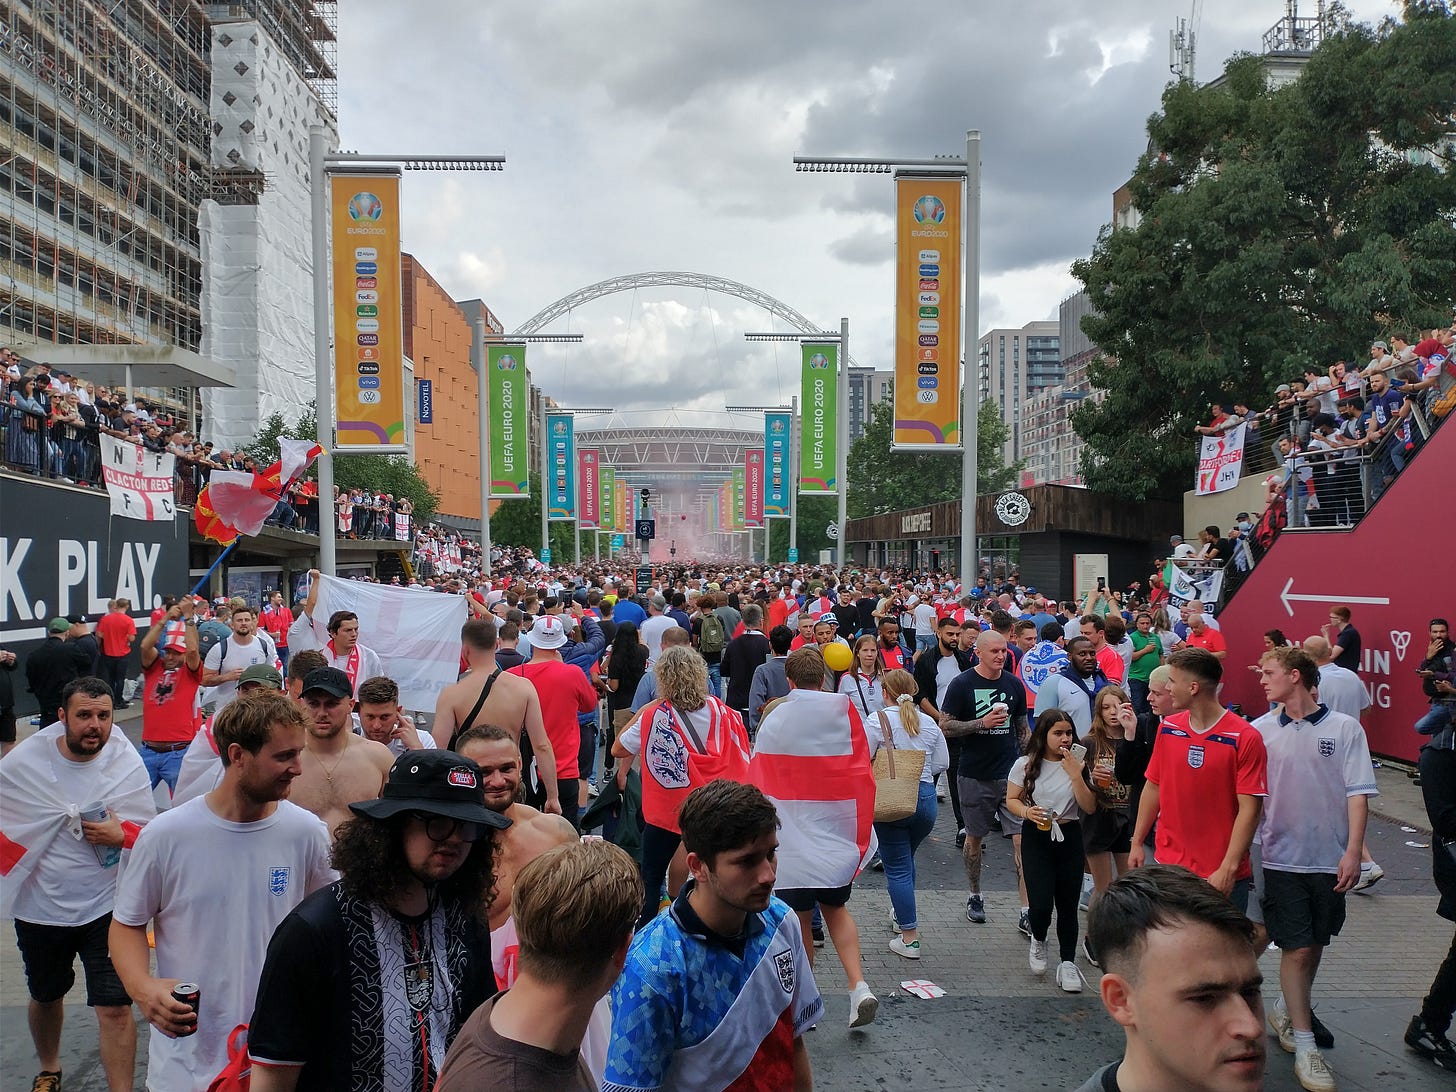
[1007,709,1098,993]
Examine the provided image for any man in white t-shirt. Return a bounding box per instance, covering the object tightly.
[1252,646,1376,1092]
[110,690,335,1092]
[201,603,276,713]
[1301,636,1371,722]
[1,677,157,1092]
[638,595,677,666]
[356,674,436,755]
[912,597,940,654]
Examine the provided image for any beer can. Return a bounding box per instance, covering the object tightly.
[172,983,200,1036]
[79,802,121,869]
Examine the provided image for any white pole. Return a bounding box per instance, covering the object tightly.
[310,127,337,576]
[958,130,982,584]
[539,398,549,560]
[473,317,491,577]
[788,394,799,564]
[837,316,849,568]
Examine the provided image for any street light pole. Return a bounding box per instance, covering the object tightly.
[472,316,492,577]
[959,130,982,584]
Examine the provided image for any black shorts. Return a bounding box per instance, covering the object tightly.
[777,884,853,913]
[1081,807,1132,855]
[1261,868,1346,950]
[14,914,131,1007]
[0,705,15,744]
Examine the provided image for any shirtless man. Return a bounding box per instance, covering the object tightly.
[289,666,393,833]
[455,723,576,988]
[433,618,562,816]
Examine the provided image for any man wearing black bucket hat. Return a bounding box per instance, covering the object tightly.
[248,750,510,1092]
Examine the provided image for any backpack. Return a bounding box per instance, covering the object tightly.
[699,612,726,656]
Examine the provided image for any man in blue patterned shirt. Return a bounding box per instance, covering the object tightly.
[604,780,820,1092]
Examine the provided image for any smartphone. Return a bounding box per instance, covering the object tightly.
[1069,743,1087,761]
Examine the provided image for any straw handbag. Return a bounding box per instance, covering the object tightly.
[872,710,926,822]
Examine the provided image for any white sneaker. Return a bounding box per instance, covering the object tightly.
[1269,1004,1295,1053]
[889,935,920,960]
[1056,961,1084,993]
[1029,939,1048,975]
[849,981,878,1028]
[1294,1048,1336,1091]
[1353,863,1384,892]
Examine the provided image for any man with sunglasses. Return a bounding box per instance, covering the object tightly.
[248,750,510,1092]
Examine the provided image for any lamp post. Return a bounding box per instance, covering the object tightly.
[309,128,504,576]
[792,140,978,578]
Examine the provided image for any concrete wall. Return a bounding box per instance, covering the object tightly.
[1182,475,1268,540]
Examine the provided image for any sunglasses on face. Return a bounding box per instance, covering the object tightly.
[407,812,486,843]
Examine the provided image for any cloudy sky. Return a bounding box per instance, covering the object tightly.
[336,0,1397,426]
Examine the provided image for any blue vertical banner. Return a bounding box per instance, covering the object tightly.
[416,379,433,424]
[547,412,576,520]
[764,411,790,516]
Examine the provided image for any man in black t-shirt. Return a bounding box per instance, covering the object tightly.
[248,752,508,1092]
[939,631,1030,929]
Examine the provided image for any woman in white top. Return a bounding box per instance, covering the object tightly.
[863,669,949,960]
[1007,709,1098,993]
[1151,606,1179,656]
[838,635,885,718]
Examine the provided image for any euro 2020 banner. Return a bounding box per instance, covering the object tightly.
[764,411,790,515]
[800,343,837,494]
[487,345,529,497]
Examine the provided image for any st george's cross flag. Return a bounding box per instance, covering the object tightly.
[196,439,323,545]
[750,688,877,890]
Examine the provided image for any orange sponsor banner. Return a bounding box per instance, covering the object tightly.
[893,174,962,450]
[331,173,406,452]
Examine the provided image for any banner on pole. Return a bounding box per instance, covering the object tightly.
[733,465,747,530]
[547,413,576,520]
[764,412,790,516]
[487,345,529,497]
[100,435,176,521]
[578,449,599,528]
[331,172,407,452]
[394,513,411,541]
[615,481,627,532]
[600,465,615,530]
[745,449,764,528]
[893,173,963,451]
[1195,423,1246,495]
[800,343,838,493]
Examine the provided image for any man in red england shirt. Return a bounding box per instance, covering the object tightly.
[259,590,294,673]
[1080,614,1127,684]
[1129,648,1267,912]
[137,597,204,794]
[509,615,597,831]
[95,598,137,710]
[1183,611,1228,660]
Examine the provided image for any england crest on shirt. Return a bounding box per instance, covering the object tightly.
[774,949,796,994]
[269,867,291,896]
[1318,737,1335,758]
[1187,745,1205,769]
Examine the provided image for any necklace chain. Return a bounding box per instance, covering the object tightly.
[307,743,347,781]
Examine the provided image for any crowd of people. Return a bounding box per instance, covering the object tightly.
[4,555,1454,1092]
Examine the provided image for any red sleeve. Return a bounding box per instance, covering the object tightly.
[1143,728,1165,787]
[1235,728,1268,797]
[120,821,143,849]
[1209,629,1228,654]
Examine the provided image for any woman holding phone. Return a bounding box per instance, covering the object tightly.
[1007,709,1098,992]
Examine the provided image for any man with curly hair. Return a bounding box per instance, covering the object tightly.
[247,750,510,1092]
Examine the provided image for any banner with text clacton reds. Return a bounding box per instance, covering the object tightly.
[893,174,963,451]
[487,345,529,497]
[799,344,837,494]
[331,173,407,452]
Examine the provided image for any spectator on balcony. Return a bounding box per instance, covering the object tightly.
[1365,368,1413,498]
[1363,339,1394,378]
[1194,403,1236,437]
[6,376,45,471]
[1300,366,1339,418]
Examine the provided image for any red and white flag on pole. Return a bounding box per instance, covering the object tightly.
[750,688,877,890]
[195,439,323,545]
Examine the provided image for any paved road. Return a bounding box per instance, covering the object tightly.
[3,722,1447,1090]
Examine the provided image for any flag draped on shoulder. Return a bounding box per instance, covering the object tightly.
[750,689,877,890]
[195,439,323,545]
[0,723,157,918]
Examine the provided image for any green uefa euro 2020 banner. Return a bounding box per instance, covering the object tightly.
[800,343,837,494]
[488,345,528,497]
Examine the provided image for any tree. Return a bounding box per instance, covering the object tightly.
[242,403,442,526]
[845,392,1019,518]
[485,480,580,558]
[1072,4,1456,499]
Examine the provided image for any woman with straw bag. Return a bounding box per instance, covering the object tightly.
[865,669,949,959]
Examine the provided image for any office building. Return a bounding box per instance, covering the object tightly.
[977,320,1059,465]
[846,365,894,443]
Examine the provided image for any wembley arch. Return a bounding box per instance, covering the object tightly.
[513,270,863,369]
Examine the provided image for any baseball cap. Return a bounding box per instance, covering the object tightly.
[650,595,668,612]
[65,613,88,626]
[162,631,189,653]
[301,666,353,699]
[816,612,838,626]
[531,614,568,650]
[1371,340,1389,352]
[48,617,71,634]
[349,751,510,829]
[239,664,283,690]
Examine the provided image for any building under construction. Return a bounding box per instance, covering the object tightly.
[1,1,337,442]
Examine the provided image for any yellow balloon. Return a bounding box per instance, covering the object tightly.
[822,642,853,673]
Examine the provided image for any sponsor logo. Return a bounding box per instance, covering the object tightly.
[918,292,939,305]
[918,249,940,262]
[357,362,380,375]
[918,348,938,362]
[918,334,939,347]
[918,263,939,277]
[1188,745,1205,769]
[356,305,378,317]
[447,767,478,788]
[347,192,384,221]
[918,362,939,375]
[355,277,377,289]
[912,194,946,224]
[356,290,378,304]
[496,354,518,371]
[1318,737,1336,758]
[807,352,831,370]
[917,320,939,333]
[358,346,380,361]
[354,247,378,261]
[358,391,381,405]
[916,390,938,404]
[358,333,379,346]
[358,376,380,389]
[919,306,939,318]
[917,376,938,389]
[356,318,380,333]
[355,261,378,275]
[919,278,938,291]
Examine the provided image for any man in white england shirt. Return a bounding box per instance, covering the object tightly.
[201,603,277,713]
[110,690,335,1092]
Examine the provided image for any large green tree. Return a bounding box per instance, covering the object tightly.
[845,393,1018,518]
[1072,2,1456,499]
